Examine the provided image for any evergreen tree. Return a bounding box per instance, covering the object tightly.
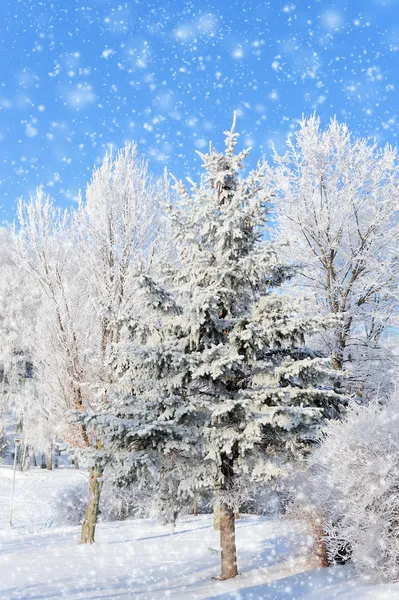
[87,116,346,580]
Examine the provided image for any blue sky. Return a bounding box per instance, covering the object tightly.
[0,0,399,219]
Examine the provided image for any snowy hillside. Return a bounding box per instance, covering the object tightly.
[0,467,398,600]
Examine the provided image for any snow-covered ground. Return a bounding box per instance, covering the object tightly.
[0,466,399,599]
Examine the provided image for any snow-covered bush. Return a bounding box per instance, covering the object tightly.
[308,397,399,582]
[53,479,156,526]
[100,482,154,522]
[240,478,287,517]
[52,481,88,526]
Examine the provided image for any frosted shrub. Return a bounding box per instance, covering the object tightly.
[241,480,286,517]
[52,481,88,526]
[53,480,156,526]
[100,482,154,522]
[309,397,399,583]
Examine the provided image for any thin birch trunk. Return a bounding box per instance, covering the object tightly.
[47,441,52,471]
[18,444,24,471]
[23,445,30,471]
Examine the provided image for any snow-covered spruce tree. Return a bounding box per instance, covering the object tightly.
[268,116,399,396]
[87,117,346,580]
[79,269,201,531]
[167,119,347,579]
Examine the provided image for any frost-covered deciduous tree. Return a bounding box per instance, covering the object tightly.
[0,228,38,377]
[89,117,346,580]
[308,396,399,583]
[74,144,168,543]
[0,227,40,448]
[269,116,399,395]
[15,145,167,543]
[14,190,90,449]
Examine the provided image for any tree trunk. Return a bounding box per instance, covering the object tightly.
[193,495,198,517]
[23,445,30,471]
[74,456,79,469]
[312,520,329,567]
[214,481,221,530]
[220,501,238,579]
[32,453,37,467]
[47,442,52,470]
[234,510,239,520]
[328,349,345,565]
[331,352,343,371]
[41,453,46,469]
[219,455,238,580]
[80,464,103,544]
[17,444,23,471]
